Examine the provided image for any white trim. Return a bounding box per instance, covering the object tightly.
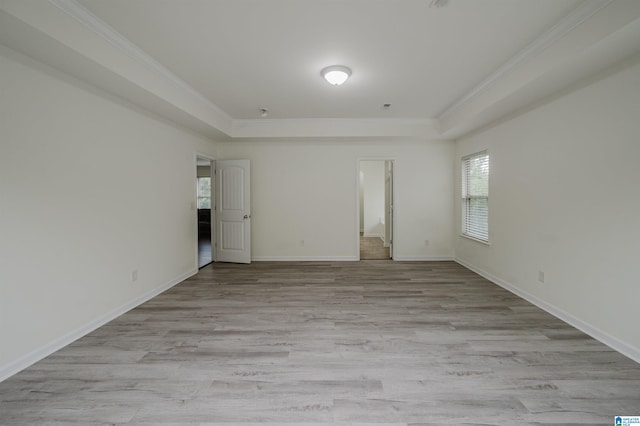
[47,0,232,122]
[234,117,437,128]
[438,0,613,122]
[459,234,490,246]
[362,233,384,239]
[461,149,488,161]
[0,268,197,383]
[252,256,359,262]
[393,256,455,261]
[253,256,457,262]
[231,117,441,139]
[455,257,640,364]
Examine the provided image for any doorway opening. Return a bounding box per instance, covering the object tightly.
[358,159,394,260]
[196,156,213,268]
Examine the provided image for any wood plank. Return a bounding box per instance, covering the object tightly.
[1,261,638,424]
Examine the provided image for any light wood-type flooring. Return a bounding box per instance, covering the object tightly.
[1,261,639,424]
[360,235,390,260]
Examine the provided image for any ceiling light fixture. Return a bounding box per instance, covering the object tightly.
[260,108,268,117]
[321,65,351,86]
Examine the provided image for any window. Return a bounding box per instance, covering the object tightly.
[461,151,489,243]
[197,177,211,209]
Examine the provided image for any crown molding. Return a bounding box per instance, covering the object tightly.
[47,0,232,123]
[233,117,438,127]
[231,117,441,139]
[437,0,613,122]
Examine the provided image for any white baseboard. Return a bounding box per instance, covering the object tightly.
[253,255,456,262]
[393,256,455,261]
[252,256,359,262]
[362,233,384,239]
[253,256,455,262]
[0,268,197,383]
[455,257,640,364]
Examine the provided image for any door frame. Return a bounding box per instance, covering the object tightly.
[195,152,215,268]
[356,157,397,260]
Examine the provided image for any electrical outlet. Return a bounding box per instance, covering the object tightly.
[538,270,545,283]
[425,239,430,246]
[300,239,305,247]
[132,269,138,282]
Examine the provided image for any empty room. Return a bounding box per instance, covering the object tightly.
[1,0,640,424]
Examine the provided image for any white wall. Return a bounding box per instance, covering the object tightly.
[0,46,217,379]
[361,161,385,238]
[455,58,640,361]
[219,140,454,261]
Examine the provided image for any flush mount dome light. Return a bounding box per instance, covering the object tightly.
[321,65,351,86]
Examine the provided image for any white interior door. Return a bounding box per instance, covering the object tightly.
[214,160,251,263]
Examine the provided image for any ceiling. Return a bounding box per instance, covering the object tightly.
[2,0,640,140]
[77,0,581,120]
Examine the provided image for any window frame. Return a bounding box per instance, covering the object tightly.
[461,151,490,245]
[197,176,211,209]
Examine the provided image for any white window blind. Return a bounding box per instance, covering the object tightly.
[462,151,489,242]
